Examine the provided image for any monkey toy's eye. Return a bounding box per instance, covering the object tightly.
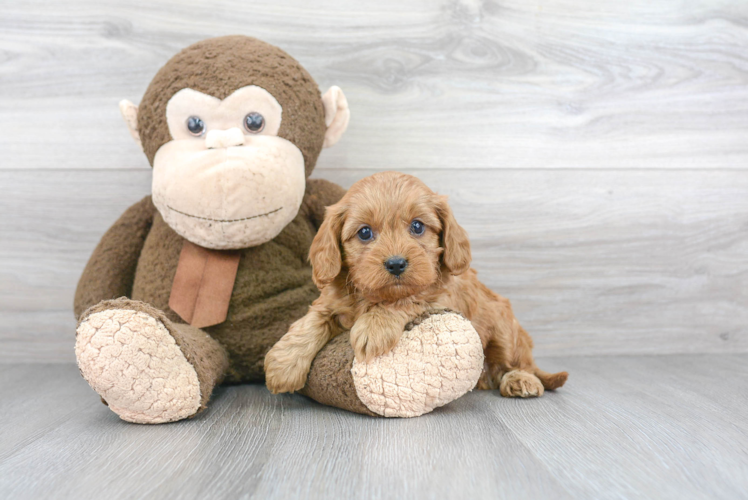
[244,112,265,133]
[410,220,425,236]
[357,226,373,242]
[186,116,205,136]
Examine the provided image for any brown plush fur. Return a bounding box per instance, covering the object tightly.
[265,172,568,397]
[74,196,155,312]
[75,180,345,385]
[138,36,326,176]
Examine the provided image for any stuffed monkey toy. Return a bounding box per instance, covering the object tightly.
[74,36,484,423]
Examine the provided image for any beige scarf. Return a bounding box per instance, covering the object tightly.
[169,240,241,328]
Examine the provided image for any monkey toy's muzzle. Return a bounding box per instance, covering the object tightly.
[151,134,306,250]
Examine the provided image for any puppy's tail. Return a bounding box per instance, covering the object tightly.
[534,368,568,391]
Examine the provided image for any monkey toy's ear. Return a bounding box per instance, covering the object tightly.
[118,99,143,151]
[321,86,350,148]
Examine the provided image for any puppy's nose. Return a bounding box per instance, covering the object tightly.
[385,256,408,276]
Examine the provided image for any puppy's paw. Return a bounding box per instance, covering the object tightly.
[263,346,309,394]
[350,320,402,363]
[499,370,545,398]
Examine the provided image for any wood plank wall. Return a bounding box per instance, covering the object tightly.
[1,0,746,362]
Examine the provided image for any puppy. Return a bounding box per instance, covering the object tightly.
[264,171,568,398]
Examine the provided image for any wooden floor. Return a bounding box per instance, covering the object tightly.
[1,355,746,499]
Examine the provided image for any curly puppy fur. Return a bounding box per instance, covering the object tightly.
[264,171,568,397]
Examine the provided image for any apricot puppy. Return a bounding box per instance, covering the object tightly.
[264,171,568,397]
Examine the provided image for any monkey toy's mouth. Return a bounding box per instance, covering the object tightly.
[165,205,283,223]
[151,133,307,250]
[156,198,293,250]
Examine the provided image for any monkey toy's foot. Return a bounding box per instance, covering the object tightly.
[302,310,484,418]
[75,298,227,424]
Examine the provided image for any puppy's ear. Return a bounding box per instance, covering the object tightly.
[436,195,471,275]
[310,202,346,288]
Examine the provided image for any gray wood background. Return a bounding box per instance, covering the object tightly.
[2,0,747,362]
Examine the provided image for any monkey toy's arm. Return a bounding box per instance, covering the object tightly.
[73,196,156,319]
[302,178,347,231]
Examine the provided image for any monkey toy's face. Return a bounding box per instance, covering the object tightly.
[152,85,305,249]
[119,36,349,250]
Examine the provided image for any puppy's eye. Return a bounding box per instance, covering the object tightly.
[186,116,205,136]
[410,220,425,236]
[244,112,265,133]
[357,226,373,242]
